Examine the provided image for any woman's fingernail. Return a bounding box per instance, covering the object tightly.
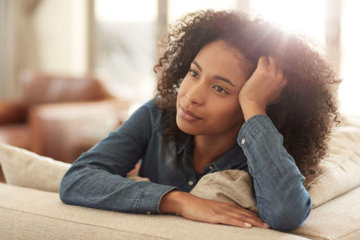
[263,223,270,227]
[245,223,252,228]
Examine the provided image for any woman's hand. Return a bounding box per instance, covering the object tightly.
[239,56,288,121]
[159,191,269,229]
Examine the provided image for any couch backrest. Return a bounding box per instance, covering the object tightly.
[20,71,111,105]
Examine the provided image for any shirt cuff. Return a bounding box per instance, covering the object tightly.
[135,182,176,214]
[238,114,279,145]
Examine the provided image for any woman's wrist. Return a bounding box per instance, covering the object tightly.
[240,99,267,121]
[159,190,188,214]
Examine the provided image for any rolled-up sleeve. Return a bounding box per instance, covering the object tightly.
[59,102,176,214]
[238,114,312,231]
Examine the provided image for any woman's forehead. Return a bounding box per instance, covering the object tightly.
[193,40,250,84]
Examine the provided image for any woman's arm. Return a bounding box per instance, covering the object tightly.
[59,101,176,214]
[238,56,311,231]
[238,114,312,231]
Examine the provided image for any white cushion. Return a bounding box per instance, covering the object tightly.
[0,143,70,192]
[305,124,360,207]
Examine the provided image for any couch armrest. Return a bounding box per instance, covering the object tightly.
[0,101,28,125]
[28,99,131,163]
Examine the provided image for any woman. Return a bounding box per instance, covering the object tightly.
[60,10,339,231]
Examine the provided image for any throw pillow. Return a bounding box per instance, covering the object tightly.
[0,143,149,192]
[0,143,70,192]
[190,170,257,211]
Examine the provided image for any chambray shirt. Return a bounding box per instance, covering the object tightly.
[59,99,312,231]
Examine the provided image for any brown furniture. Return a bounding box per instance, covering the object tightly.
[0,71,131,181]
[29,100,130,163]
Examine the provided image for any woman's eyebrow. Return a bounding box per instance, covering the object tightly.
[192,61,202,71]
[213,75,237,87]
[192,60,237,87]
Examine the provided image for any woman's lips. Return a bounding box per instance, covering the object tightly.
[178,105,202,121]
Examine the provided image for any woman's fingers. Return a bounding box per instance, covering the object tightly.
[222,204,269,228]
[216,214,253,228]
[212,209,269,229]
[178,194,270,229]
[268,56,277,71]
[258,56,270,67]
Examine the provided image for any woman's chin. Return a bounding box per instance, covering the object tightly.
[176,117,200,135]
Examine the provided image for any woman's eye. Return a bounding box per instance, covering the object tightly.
[189,70,198,78]
[214,86,229,94]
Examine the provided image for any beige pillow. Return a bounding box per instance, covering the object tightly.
[0,143,149,192]
[190,170,257,212]
[305,124,360,207]
[0,143,70,192]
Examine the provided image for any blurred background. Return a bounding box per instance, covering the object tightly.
[1,0,359,111]
[0,0,359,179]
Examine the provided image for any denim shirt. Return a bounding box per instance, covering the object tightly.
[60,99,312,231]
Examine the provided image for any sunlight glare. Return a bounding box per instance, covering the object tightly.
[250,0,325,45]
[339,0,360,116]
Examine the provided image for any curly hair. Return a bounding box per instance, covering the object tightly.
[153,10,340,181]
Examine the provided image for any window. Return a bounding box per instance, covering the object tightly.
[94,0,158,103]
[250,0,360,116]
[339,0,360,116]
[249,0,326,47]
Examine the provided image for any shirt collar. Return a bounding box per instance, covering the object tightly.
[177,135,248,171]
[176,135,193,155]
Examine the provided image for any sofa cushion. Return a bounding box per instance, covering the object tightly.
[290,186,360,240]
[304,115,360,207]
[0,143,70,192]
[0,183,309,240]
[305,124,360,207]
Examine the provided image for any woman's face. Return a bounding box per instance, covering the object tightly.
[176,40,249,137]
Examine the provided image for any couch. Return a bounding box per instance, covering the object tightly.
[0,70,131,181]
[0,70,112,150]
[0,115,360,239]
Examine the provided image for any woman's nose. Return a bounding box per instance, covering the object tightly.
[186,80,206,105]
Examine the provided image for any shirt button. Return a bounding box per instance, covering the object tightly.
[188,180,194,186]
[209,165,214,170]
[241,138,246,144]
[146,211,151,215]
